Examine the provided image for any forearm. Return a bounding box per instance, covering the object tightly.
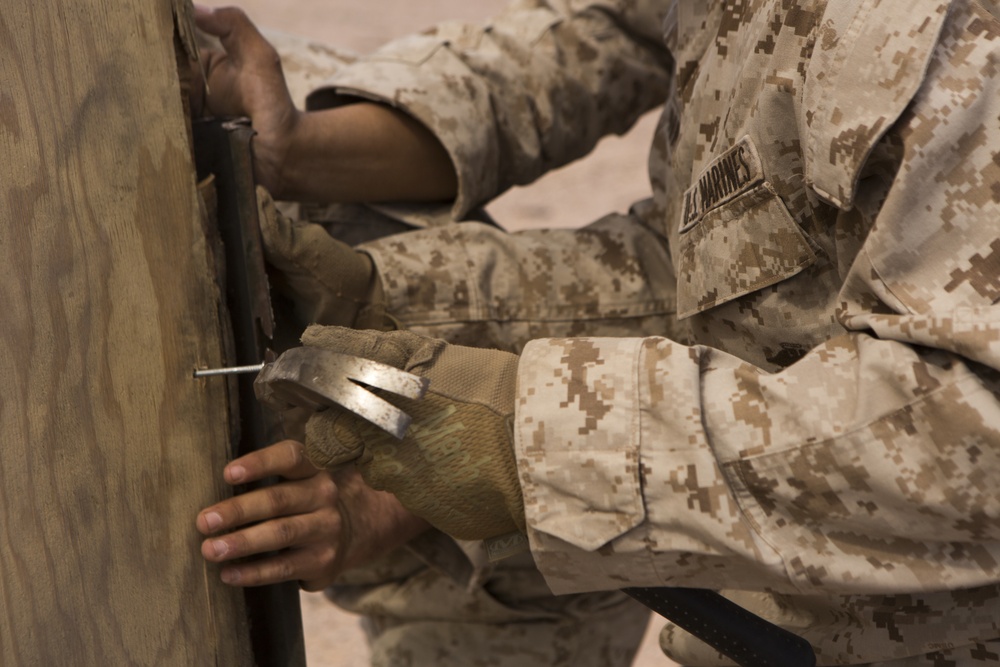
[271,102,458,204]
[308,2,672,218]
[193,7,459,205]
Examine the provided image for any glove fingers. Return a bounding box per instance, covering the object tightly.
[257,186,348,279]
[256,185,309,272]
[256,187,380,327]
[303,408,369,470]
[302,326,435,371]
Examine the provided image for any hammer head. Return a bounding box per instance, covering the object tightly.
[254,347,429,439]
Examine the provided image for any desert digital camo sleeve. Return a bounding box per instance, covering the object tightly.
[514,1,1000,664]
[319,0,1000,664]
[311,0,686,352]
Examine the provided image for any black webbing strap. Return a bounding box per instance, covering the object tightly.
[623,587,816,667]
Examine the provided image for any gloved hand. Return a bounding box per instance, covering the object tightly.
[298,325,525,541]
[256,187,393,330]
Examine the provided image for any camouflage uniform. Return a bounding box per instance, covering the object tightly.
[270,25,654,667]
[288,0,1000,664]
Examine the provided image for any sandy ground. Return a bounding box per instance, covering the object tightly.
[200,0,674,664]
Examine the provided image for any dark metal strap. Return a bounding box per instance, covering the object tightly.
[194,117,306,667]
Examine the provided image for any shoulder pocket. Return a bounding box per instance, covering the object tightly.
[677,181,816,319]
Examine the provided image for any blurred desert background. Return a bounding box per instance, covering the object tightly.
[200,0,672,664]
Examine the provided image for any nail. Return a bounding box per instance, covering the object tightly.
[204,512,223,532]
[227,465,246,483]
[221,568,241,584]
[212,540,229,558]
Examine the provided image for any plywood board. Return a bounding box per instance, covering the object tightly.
[0,2,259,663]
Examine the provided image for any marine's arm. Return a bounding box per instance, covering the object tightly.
[316,0,675,346]
[194,3,677,350]
[194,6,457,203]
[197,1,672,215]
[298,1,1000,598]
[311,0,672,218]
[358,212,681,352]
[516,2,1000,597]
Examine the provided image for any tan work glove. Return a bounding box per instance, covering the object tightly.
[300,325,525,541]
[256,187,392,330]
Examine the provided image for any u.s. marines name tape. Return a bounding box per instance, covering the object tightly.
[681,136,764,233]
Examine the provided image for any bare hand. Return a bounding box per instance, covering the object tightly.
[190,6,457,204]
[192,5,300,194]
[197,440,430,591]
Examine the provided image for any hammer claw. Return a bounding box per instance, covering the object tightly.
[255,347,428,439]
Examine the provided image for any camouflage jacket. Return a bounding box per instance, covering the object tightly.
[310,0,1000,663]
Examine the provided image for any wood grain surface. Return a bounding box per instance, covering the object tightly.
[0,2,255,664]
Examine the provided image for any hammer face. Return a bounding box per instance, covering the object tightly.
[254,347,429,439]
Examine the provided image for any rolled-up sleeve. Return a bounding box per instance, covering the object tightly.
[306,0,672,219]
